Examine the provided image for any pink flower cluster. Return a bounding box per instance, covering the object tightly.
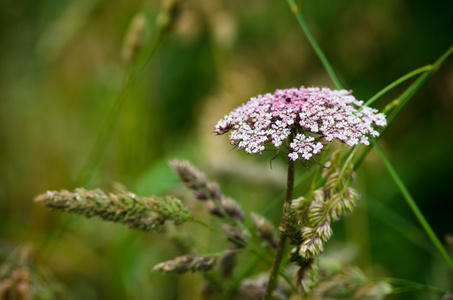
[215,86,387,161]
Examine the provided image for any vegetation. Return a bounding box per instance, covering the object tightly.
[1,0,452,299]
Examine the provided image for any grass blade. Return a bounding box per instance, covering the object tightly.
[365,65,432,107]
[371,140,453,272]
[286,0,344,90]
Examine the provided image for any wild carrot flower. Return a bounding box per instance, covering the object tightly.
[215,86,387,161]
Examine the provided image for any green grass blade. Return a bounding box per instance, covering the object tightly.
[370,140,453,272]
[354,45,453,169]
[364,65,432,107]
[385,45,453,125]
[286,0,344,90]
[39,20,169,262]
[192,218,299,294]
[371,277,448,295]
[363,198,436,256]
[76,31,164,186]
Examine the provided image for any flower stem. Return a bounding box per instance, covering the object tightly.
[371,140,453,272]
[264,158,296,300]
[286,0,344,90]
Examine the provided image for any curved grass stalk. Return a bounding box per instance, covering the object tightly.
[354,45,453,169]
[222,249,264,300]
[302,44,452,269]
[371,277,448,296]
[263,142,334,218]
[364,65,432,107]
[385,45,453,125]
[286,0,344,90]
[192,218,299,295]
[363,199,436,257]
[371,140,453,272]
[286,0,453,281]
[38,17,170,261]
[201,248,246,258]
[76,30,165,186]
[191,218,274,273]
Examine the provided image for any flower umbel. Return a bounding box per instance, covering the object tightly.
[215,86,387,161]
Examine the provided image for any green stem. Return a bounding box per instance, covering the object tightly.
[201,248,245,258]
[286,0,344,90]
[264,143,333,216]
[264,158,296,300]
[364,65,432,107]
[192,218,298,295]
[76,31,164,186]
[338,145,357,180]
[354,45,453,170]
[371,140,453,272]
[386,45,453,126]
[363,198,436,257]
[222,249,264,300]
[38,28,167,262]
[371,277,447,295]
[263,163,312,215]
[191,218,249,250]
[309,142,333,193]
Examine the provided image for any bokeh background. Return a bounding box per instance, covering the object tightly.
[1,0,452,299]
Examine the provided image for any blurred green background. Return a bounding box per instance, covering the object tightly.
[1,0,452,299]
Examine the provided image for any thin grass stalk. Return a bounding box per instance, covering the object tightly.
[354,45,453,169]
[308,142,334,194]
[371,140,453,272]
[287,0,453,279]
[37,21,169,262]
[263,163,312,216]
[364,65,432,107]
[192,218,299,295]
[76,31,164,186]
[285,0,344,90]
[363,199,436,257]
[385,45,453,126]
[371,277,448,295]
[263,143,335,217]
[222,249,264,300]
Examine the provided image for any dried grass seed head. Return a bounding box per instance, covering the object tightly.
[153,254,216,274]
[35,188,191,232]
[170,159,244,222]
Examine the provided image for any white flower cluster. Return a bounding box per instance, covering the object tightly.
[215,86,387,161]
